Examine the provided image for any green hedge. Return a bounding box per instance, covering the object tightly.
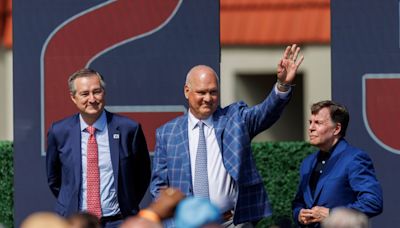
[253,141,316,228]
[0,141,13,228]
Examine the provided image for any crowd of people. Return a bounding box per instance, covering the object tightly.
[34,44,384,228]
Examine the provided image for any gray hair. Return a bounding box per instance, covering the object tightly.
[68,68,106,96]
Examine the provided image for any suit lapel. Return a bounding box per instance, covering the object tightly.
[312,139,347,205]
[71,115,83,193]
[176,115,193,193]
[212,108,227,154]
[304,153,318,207]
[106,111,120,193]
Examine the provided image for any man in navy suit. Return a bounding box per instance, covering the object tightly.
[292,100,383,227]
[46,68,151,228]
[151,44,304,227]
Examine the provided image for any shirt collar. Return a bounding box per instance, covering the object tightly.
[318,139,341,160]
[188,110,213,130]
[80,110,107,132]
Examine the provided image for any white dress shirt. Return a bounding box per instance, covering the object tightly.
[188,111,238,212]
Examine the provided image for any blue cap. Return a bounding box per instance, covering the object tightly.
[175,197,221,228]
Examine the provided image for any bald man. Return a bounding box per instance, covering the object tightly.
[150,45,304,227]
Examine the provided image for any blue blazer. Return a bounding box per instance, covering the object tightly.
[150,89,291,225]
[46,111,151,217]
[292,139,383,227]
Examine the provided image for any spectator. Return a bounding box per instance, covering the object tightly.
[21,212,69,228]
[322,208,368,228]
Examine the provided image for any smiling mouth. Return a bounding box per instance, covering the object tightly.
[87,105,99,109]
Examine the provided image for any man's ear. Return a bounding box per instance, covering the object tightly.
[333,122,342,136]
[70,92,77,105]
[184,85,189,99]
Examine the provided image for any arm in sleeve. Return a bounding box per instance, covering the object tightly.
[241,87,292,138]
[150,128,169,199]
[346,152,383,217]
[132,124,151,201]
[46,124,61,198]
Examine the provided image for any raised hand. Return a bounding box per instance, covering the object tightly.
[277,44,304,85]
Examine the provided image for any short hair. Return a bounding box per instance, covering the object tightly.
[322,208,368,228]
[311,100,349,137]
[68,68,106,96]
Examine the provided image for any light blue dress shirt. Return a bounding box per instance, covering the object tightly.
[79,111,120,216]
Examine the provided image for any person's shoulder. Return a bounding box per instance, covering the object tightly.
[107,111,139,127]
[157,115,186,132]
[50,114,79,132]
[334,140,374,165]
[225,101,248,110]
[340,140,368,156]
[216,101,249,117]
[345,144,371,159]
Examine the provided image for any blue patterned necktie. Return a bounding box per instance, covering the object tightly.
[194,121,209,198]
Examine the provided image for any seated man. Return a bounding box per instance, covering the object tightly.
[292,100,383,227]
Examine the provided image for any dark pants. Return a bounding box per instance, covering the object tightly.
[101,214,124,228]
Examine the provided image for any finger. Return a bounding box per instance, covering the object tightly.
[301,208,313,213]
[289,44,297,59]
[296,55,304,67]
[277,59,283,68]
[293,46,300,62]
[309,218,320,223]
[283,46,291,59]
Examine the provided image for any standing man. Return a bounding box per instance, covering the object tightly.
[46,68,151,228]
[151,44,304,227]
[292,100,383,227]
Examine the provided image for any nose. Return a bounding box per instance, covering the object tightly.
[88,93,96,103]
[308,122,315,131]
[203,93,211,102]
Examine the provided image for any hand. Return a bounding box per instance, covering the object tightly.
[277,44,304,85]
[298,208,314,225]
[308,206,330,223]
[298,206,330,225]
[148,188,185,220]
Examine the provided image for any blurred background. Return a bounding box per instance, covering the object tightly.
[0,0,331,142]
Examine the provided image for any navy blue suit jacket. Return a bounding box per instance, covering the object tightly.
[151,89,291,225]
[46,111,151,217]
[292,139,383,227]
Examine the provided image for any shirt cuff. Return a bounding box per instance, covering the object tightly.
[274,83,291,99]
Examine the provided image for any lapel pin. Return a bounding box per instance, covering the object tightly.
[113,134,120,139]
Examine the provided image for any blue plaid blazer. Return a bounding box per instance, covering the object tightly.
[151,89,291,225]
